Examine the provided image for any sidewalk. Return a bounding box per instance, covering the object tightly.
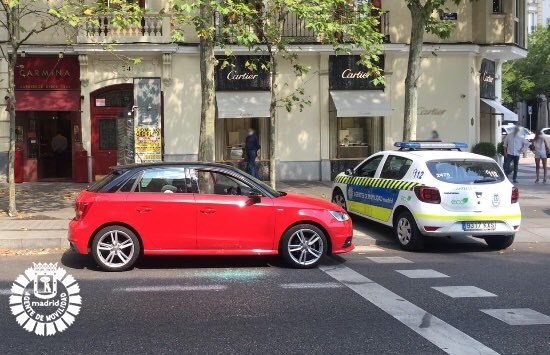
[1,157,549,249]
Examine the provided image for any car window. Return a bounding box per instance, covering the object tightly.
[379,155,413,180]
[426,160,505,184]
[355,155,384,178]
[542,128,550,135]
[194,170,255,196]
[135,167,191,193]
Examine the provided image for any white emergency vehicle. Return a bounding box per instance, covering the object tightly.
[332,142,521,250]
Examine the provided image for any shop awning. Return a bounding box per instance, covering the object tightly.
[481,98,518,122]
[330,90,391,117]
[216,91,271,118]
[14,91,81,111]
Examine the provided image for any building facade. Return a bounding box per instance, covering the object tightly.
[527,0,550,33]
[0,0,528,182]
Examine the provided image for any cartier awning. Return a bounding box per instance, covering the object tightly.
[481,98,518,122]
[216,91,271,118]
[14,91,81,111]
[330,90,391,117]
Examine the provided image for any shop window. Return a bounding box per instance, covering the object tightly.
[218,117,270,161]
[94,88,133,107]
[379,155,412,180]
[336,117,383,159]
[492,0,502,13]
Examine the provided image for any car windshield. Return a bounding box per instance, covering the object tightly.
[426,159,505,185]
[87,170,123,192]
[237,170,284,197]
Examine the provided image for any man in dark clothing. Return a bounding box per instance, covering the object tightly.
[244,128,260,178]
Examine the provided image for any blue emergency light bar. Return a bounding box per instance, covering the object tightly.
[394,142,468,151]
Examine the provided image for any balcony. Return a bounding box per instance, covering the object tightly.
[78,14,171,44]
[214,11,390,45]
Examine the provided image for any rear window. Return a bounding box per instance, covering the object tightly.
[426,160,504,184]
[87,171,122,192]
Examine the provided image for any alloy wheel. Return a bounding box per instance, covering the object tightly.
[96,230,135,268]
[287,229,324,266]
[397,218,412,245]
[332,193,346,210]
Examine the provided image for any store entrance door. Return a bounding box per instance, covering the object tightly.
[37,113,73,180]
[90,84,133,180]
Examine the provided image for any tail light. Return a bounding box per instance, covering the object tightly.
[511,186,519,204]
[414,186,441,204]
[74,202,89,220]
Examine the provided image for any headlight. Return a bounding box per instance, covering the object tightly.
[328,210,350,222]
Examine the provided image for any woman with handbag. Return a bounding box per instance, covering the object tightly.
[531,130,549,183]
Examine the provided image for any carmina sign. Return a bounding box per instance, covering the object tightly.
[329,55,385,90]
[215,55,270,91]
[15,56,80,90]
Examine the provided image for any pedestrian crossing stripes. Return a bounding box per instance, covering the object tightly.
[334,175,421,191]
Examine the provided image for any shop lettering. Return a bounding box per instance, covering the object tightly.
[481,73,494,83]
[341,69,370,79]
[418,107,447,115]
[227,70,258,80]
[18,67,71,78]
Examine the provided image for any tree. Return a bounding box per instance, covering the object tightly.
[1,0,143,215]
[502,26,550,115]
[403,0,460,141]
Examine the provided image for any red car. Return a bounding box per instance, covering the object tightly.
[69,163,354,271]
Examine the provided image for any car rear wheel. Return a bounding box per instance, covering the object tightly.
[484,235,514,250]
[332,189,347,211]
[394,211,423,251]
[92,225,140,272]
[280,224,327,269]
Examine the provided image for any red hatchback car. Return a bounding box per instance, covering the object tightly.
[69,163,354,271]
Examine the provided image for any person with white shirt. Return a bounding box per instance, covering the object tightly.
[531,130,549,183]
[503,125,529,183]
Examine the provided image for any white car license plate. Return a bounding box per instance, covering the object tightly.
[462,222,496,231]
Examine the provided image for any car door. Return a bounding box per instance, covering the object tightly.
[373,155,414,222]
[347,154,385,217]
[123,167,197,251]
[191,168,275,252]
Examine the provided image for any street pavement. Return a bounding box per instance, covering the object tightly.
[0,156,549,354]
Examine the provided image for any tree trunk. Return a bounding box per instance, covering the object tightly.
[7,55,17,216]
[403,6,426,142]
[198,3,216,162]
[269,56,277,188]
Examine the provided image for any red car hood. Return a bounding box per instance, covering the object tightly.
[276,192,342,211]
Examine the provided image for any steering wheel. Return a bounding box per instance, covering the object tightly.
[226,186,241,195]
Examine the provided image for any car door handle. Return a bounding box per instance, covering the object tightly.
[200,208,216,214]
[136,207,152,213]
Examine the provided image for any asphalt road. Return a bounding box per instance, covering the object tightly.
[1,215,549,355]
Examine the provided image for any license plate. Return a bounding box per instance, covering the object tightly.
[462,222,496,231]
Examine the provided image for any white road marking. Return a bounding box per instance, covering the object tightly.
[321,264,499,355]
[432,286,497,298]
[481,308,550,325]
[0,289,11,295]
[367,256,413,264]
[396,269,450,279]
[280,282,343,289]
[353,245,385,253]
[113,285,227,292]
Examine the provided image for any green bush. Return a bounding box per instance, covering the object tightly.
[472,142,497,158]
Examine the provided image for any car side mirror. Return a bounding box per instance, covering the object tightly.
[345,168,354,176]
[246,189,262,205]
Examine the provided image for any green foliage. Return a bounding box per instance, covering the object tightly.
[406,0,462,38]
[502,26,550,104]
[472,142,497,158]
[497,142,505,156]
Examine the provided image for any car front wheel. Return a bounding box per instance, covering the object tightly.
[484,235,514,250]
[394,211,423,251]
[280,224,327,269]
[92,225,140,272]
[332,189,347,211]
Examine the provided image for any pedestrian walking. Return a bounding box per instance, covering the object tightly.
[51,131,68,177]
[503,125,529,183]
[531,130,549,183]
[244,128,260,178]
